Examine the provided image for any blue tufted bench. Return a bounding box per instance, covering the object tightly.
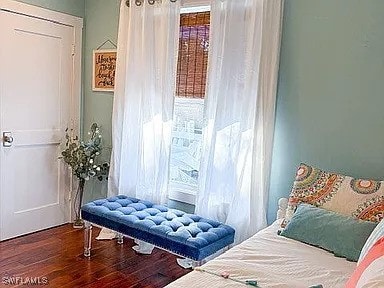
[81,195,235,262]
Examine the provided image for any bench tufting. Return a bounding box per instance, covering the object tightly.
[81,195,235,261]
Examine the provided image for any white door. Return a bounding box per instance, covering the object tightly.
[0,10,73,240]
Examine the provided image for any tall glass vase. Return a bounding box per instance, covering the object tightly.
[73,178,86,228]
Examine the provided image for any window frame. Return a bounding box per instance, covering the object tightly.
[168,4,210,205]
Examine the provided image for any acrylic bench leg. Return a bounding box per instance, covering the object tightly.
[176,258,201,269]
[116,233,124,244]
[132,239,154,254]
[84,221,92,257]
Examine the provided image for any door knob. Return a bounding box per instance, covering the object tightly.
[3,132,13,147]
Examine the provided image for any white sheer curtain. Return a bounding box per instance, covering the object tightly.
[108,0,180,204]
[196,0,284,243]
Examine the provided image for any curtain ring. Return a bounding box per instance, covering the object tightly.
[135,0,142,6]
[170,0,177,2]
[126,0,130,7]
[148,0,155,4]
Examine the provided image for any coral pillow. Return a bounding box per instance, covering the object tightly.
[345,237,384,288]
[285,163,384,224]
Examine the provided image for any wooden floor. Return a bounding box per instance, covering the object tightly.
[0,224,191,287]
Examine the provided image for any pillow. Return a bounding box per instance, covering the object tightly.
[285,163,384,224]
[280,204,377,262]
[345,236,384,288]
[358,218,384,264]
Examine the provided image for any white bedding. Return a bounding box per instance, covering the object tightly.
[166,221,356,288]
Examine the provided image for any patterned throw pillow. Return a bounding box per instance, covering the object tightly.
[285,163,384,224]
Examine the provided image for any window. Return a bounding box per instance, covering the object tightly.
[169,8,210,204]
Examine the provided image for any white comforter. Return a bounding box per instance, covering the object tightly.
[166,221,356,288]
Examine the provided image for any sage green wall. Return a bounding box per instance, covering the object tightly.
[268,0,384,223]
[15,0,85,17]
[82,0,120,202]
[83,0,384,217]
[27,0,384,219]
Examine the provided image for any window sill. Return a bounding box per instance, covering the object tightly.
[168,187,196,205]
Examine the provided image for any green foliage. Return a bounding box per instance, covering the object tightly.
[60,123,109,181]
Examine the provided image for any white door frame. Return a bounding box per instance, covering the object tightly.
[0,0,83,222]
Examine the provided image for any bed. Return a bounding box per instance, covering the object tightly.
[166,163,384,288]
[165,219,356,288]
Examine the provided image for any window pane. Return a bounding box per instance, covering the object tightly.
[170,98,204,187]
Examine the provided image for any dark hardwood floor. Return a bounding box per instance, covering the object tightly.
[0,225,191,287]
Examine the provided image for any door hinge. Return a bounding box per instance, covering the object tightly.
[71,44,75,56]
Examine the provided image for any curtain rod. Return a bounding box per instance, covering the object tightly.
[126,0,177,7]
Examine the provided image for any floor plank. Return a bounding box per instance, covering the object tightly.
[0,224,191,287]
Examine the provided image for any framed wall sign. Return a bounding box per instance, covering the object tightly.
[92,49,117,92]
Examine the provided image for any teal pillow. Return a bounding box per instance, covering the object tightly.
[280,204,377,262]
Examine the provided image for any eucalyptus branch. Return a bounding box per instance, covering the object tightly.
[60,123,110,182]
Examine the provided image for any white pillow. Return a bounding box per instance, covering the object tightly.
[358,218,384,264]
